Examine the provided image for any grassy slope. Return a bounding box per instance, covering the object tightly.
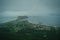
[0,20,60,40]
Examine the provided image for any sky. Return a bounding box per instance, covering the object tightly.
[0,0,60,17]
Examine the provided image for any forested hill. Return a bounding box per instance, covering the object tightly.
[0,16,60,40]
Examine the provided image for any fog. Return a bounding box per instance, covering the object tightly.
[0,0,60,26]
[0,0,59,17]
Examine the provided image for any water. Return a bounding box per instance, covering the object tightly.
[0,16,60,26]
[0,17,17,23]
[27,16,60,26]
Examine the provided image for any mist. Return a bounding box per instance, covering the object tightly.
[0,0,60,26]
[0,0,59,17]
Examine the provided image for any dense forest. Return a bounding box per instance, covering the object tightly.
[0,16,60,40]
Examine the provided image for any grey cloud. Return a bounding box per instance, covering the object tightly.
[0,0,59,16]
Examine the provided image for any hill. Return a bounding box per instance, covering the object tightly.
[0,16,60,40]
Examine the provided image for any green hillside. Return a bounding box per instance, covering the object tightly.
[0,17,60,40]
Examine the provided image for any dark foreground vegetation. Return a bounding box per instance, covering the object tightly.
[0,16,60,40]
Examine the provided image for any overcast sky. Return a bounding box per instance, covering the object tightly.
[0,0,60,17]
